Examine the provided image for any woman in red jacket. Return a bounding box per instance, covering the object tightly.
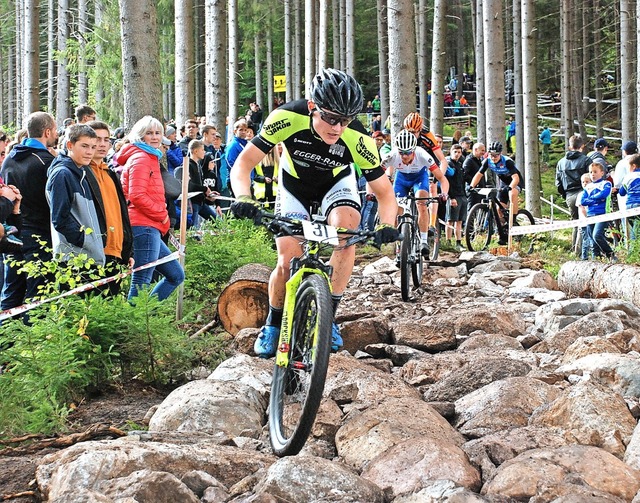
[119,116,185,301]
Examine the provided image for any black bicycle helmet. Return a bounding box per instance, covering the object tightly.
[309,68,364,117]
[488,141,503,153]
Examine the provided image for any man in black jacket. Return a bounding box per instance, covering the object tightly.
[555,134,592,254]
[0,112,58,310]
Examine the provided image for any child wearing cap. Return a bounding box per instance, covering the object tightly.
[580,161,616,262]
[618,153,640,239]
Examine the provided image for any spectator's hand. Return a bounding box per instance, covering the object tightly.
[450,198,458,207]
[231,195,261,220]
[438,193,449,203]
[374,223,400,247]
[612,187,619,196]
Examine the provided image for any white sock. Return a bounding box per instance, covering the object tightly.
[421,232,428,242]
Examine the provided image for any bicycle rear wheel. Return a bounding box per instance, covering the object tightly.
[465,203,492,251]
[512,209,535,254]
[269,273,332,456]
[411,221,423,288]
[399,221,412,301]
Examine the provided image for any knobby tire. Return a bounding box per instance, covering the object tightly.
[465,203,493,251]
[399,221,412,301]
[268,273,332,456]
[411,221,423,288]
[512,209,536,254]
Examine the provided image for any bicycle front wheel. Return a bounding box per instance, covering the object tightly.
[411,221,423,287]
[399,222,412,301]
[512,209,535,254]
[269,273,332,456]
[465,203,493,251]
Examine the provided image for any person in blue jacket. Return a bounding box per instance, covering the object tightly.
[539,126,551,165]
[580,161,615,262]
[618,153,640,239]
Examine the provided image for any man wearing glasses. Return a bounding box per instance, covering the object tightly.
[230,68,399,358]
[469,141,523,245]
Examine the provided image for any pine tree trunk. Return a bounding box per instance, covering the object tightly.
[376,0,389,125]
[417,0,428,117]
[454,0,464,100]
[7,44,14,125]
[205,0,227,129]
[56,0,71,126]
[522,0,541,217]
[474,0,486,144]
[594,0,603,137]
[571,6,587,142]
[620,0,637,141]
[77,0,89,105]
[512,0,523,167]
[482,0,505,145]
[254,34,263,108]
[195,2,205,116]
[293,0,303,99]
[266,28,274,113]
[430,0,447,136]
[345,0,355,74]
[388,0,416,136]
[94,0,104,105]
[318,0,328,69]
[305,0,316,99]
[15,0,23,123]
[332,0,340,69]
[339,0,346,69]
[284,0,293,101]
[118,0,163,128]
[23,0,39,119]
[176,0,195,126]
[228,0,239,125]
[561,0,573,144]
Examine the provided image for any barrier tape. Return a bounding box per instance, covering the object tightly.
[509,206,640,236]
[0,251,181,322]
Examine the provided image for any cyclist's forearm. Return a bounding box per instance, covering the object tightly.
[230,144,267,197]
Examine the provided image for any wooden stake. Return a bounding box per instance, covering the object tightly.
[176,155,190,321]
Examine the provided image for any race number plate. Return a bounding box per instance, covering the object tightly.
[301,221,339,246]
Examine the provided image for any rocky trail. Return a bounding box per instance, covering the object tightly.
[4,250,640,502]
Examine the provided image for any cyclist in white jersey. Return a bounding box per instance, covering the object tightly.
[382,130,449,255]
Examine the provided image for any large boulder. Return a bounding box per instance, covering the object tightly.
[339,316,392,354]
[481,445,640,501]
[335,397,465,471]
[454,377,561,438]
[360,437,481,499]
[324,354,421,409]
[556,353,640,399]
[391,316,457,352]
[529,380,636,458]
[36,440,274,501]
[463,426,570,484]
[148,379,265,440]
[422,356,531,402]
[255,455,385,503]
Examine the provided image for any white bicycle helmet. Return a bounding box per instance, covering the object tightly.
[394,129,418,152]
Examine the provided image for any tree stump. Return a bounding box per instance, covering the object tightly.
[217,263,272,335]
[558,261,640,306]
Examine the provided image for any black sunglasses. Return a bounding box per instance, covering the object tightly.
[314,109,354,127]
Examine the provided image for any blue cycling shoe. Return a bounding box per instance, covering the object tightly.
[331,322,343,352]
[254,325,280,358]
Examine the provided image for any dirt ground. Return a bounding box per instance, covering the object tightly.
[0,382,170,502]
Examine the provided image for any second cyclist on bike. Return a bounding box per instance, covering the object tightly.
[469,141,523,245]
[382,129,449,256]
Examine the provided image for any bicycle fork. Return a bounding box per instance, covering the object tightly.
[275,265,332,368]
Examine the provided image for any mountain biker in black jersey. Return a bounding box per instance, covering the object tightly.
[469,141,523,245]
[230,68,399,358]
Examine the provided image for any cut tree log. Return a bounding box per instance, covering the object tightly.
[557,261,640,306]
[217,263,272,335]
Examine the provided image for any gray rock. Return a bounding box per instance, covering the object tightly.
[529,380,636,458]
[482,445,640,501]
[510,270,558,290]
[361,437,481,499]
[454,377,561,438]
[458,334,524,352]
[392,317,457,352]
[36,440,274,501]
[556,353,640,398]
[463,426,569,484]
[423,357,531,402]
[335,397,465,470]
[255,455,385,503]
[148,379,265,440]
